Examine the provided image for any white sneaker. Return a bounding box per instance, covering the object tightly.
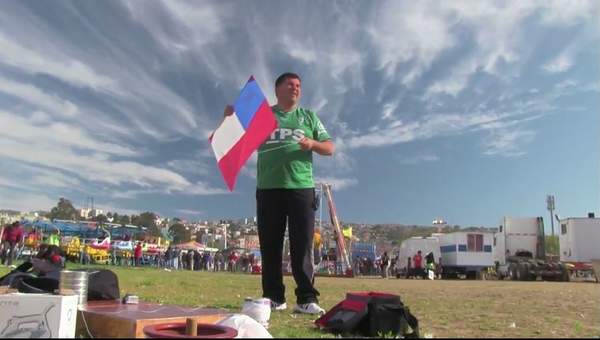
[293,302,325,315]
[271,301,287,311]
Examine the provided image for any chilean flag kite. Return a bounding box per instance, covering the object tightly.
[209,76,277,191]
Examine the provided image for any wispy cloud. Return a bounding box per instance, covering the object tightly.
[368,1,456,84]
[482,129,535,157]
[542,55,573,73]
[0,77,79,118]
[315,177,358,191]
[167,158,211,176]
[0,32,116,91]
[175,209,204,216]
[539,0,598,25]
[424,2,534,98]
[399,154,439,165]
[0,111,137,157]
[0,0,597,220]
[555,79,577,89]
[347,112,500,148]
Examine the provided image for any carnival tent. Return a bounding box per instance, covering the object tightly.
[173,241,218,252]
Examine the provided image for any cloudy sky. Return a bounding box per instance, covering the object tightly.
[0,1,598,230]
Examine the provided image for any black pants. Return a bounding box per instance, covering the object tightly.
[257,188,319,305]
[1,241,17,266]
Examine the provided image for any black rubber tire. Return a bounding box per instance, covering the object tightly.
[517,263,528,281]
[509,263,517,281]
[560,265,571,282]
[523,263,536,281]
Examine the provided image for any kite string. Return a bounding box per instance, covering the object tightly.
[257,142,299,154]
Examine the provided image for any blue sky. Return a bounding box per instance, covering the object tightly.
[0,1,598,231]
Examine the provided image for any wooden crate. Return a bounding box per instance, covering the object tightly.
[76,300,228,338]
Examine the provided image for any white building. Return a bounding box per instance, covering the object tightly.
[79,208,104,218]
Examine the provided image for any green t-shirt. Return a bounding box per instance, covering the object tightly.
[257,106,331,189]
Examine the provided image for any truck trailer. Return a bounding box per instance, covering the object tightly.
[558,215,600,279]
[436,231,495,279]
[493,217,569,281]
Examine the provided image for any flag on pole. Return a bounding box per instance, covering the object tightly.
[342,226,353,239]
[209,76,277,191]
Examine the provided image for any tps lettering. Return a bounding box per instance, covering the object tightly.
[267,128,305,143]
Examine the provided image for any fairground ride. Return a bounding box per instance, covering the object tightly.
[316,183,353,277]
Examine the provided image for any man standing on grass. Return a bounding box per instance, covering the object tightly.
[413,250,423,278]
[223,72,334,314]
[1,222,24,267]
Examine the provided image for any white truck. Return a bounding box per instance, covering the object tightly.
[558,215,600,279]
[493,216,569,281]
[436,231,495,279]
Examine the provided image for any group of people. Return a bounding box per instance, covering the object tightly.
[132,246,257,273]
[352,254,393,277]
[406,250,437,279]
[351,249,439,280]
[4,222,262,276]
[109,244,258,273]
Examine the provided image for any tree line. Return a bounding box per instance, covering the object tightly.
[44,197,166,238]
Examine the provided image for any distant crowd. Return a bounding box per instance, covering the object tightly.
[351,249,437,279]
[3,221,438,279]
[107,245,259,273]
[1,221,259,273]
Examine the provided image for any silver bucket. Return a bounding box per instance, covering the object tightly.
[59,270,89,308]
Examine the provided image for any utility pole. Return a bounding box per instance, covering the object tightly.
[223,223,227,250]
[546,195,555,236]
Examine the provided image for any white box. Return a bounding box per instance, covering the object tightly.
[0,293,78,338]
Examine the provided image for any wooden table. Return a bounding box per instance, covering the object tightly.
[76,300,228,338]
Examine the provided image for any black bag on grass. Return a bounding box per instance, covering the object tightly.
[0,262,119,301]
[357,293,419,338]
[314,298,369,334]
[87,269,120,300]
[44,268,120,300]
[316,291,419,338]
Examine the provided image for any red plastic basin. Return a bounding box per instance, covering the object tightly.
[143,322,238,338]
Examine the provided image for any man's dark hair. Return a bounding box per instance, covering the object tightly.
[275,72,301,87]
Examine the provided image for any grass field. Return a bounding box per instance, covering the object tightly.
[2,264,599,338]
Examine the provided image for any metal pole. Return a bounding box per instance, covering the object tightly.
[324,184,351,275]
[319,183,323,230]
[547,195,555,236]
[550,209,554,237]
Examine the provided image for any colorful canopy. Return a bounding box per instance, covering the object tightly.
[173,241,218,252]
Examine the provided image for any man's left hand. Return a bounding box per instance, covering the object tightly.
[298,137,315,151]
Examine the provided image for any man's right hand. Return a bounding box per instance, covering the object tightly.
[223,105,234,117]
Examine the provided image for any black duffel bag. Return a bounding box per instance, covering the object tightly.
[316,291,419,338]
[0,246,120,301]
[356,292,419,338]
[18,268,120,301]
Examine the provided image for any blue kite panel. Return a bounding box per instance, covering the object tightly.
[234,78,265,130]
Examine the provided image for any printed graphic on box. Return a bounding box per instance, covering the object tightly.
[0,303,55,338]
